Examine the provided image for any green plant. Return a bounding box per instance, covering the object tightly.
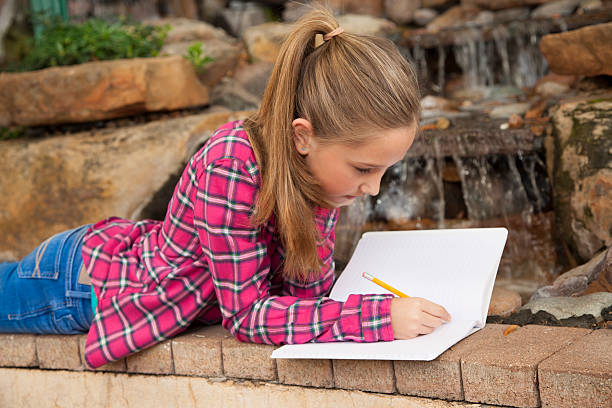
[8,16,170,72]
[0,127,27,141]
[184,42,214,74]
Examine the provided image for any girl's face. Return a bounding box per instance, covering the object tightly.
[294,121,417,207]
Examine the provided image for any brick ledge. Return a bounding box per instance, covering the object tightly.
[1,324,610,408]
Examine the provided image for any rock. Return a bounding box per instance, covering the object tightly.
[531,0,581,18]
[533,74,576,97]
[508,113,524,128]
[210,77,261,110]
[167,0,199,19]
[488,286,523,317]
[426,5,482,31]
[488,103,530,119]
[531,249,610,299]
[540,23,612,77]
[384,0,420,24]
[92,1,160,21]
[493,7,531,22]
[420,95,456,111]
[242,15,397,64]
[466,10,495,27]
[421,0,451,8]
[522,292,612,322]
[200,0,228,24]
[550,97,612,263]
[0,0,16,63]
[578,0,603,13]
[328,0,384,17]
[0,110,252,259]
[219,1,267,38]
[461,0,558,10]
[145,17,232,44]
[282,2,311,22]
[413,8,439,26]
[231,61,274,99]
[0,56,209,127]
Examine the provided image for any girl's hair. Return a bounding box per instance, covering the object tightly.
[244,6,420,281]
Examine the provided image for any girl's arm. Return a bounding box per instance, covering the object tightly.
[195,158,394,345]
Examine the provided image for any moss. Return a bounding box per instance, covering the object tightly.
[566,106,612,177]
[587,97,612,104]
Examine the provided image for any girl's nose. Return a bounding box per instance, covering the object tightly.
[360,177,381,196]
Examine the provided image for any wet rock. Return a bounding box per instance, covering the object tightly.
[532,74,576,97]
[578,0,603,13]
[461,1,556,10]
[489,103,530,119]
[0,110,251,259]
[413,8,439,26]
[219,1,267,37]
[426,5,482,31]
[493,7,531,23]
[531,0,581,18]
[210,77,261,110]
[551,97,612,263]
[466,10,495,26]
[488,286,523,317]
[231,61,274,99]
[422,0,451,8]
[420,95,456,112]
[508,114,524,128]
[384,0,420,24]
[0,56,209,127]
[522,292,612,322]
[531,248,610,299]
[242,14,397,63]
[540,22,612,77]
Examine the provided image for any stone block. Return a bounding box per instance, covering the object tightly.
[395,323,510,400]
[172,325,229,377]
[276,359,334,388]
[36,334,83,370]
[78,335,126,372]
[126,339,173,375]
[333,359,395,393]
[539,329,612,408]
[222,336,277,381]
[462,325,591,407]
[0,333,37,367]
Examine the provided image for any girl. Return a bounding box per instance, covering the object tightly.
[0,8,450,369]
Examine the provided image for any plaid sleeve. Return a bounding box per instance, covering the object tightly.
[194,158,394,344]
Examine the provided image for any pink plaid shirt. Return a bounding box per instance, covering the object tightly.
[82,120,394,368]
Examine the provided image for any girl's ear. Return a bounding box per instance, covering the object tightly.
[292,118,315,155]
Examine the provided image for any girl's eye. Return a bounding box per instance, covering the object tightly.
[355,167,371,174]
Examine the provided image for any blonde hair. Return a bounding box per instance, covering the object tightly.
[244,6,420,281]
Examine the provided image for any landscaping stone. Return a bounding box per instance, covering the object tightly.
[242,14,397,63]
[221,336,277,381]
[171,325,230,377]
[461,325,591,407]
[488,103,531,119]
[384,0,420,24]
[0,333,37,367]
[126,339,174,375]
[276,359,334,388]
[521,292,612,321]
[426,5,482,31]
[78,334,126,372]
[531,0,581,18]
[332,360,395,393]
[488,286,522,317]
[395,324,510,400]
[550,97,612,264]
[531,248,610,299]
[461,0,556,10]
[540,22,612,76]
[0,56,209,127]
[218,1,267,37]
[413,8,439,26]
[0,110,250,260]
[329,0,384,16]
[36,334,82,370]
[538,329,612,408]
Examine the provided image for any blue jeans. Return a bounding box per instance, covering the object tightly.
[0,225,94,334]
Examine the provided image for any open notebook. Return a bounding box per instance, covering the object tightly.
[271,228,508,361]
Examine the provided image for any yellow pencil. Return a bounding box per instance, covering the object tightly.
[362,272,409,298]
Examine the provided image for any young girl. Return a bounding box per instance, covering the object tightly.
[0,8,450,369]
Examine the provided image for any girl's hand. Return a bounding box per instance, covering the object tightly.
[390,297,451,339]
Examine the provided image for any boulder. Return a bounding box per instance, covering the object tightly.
[550,97,612,263]
[384,0,420,24]
[460,0,556,10]
[0,56,209,127]
[531,248,610,299]
[531,0,581,18]
[0,110,252,260]
[540,22,612,77]
[522,292,612,322]
[242,14,397,64]
[426,5,482,31]
[328,0,384,17]
[488,286,523,317]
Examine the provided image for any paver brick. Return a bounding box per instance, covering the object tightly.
[395,324,510,400]
[538,329,612,408]
[461,325,591,408]
[0,334,37,367]
[333,359,395,393]
[222,336,277,381]
[126,339,173,374]
[36,334,82,370]
[276,359,334,388]
[172,325,229,377]
[78,335,126,372]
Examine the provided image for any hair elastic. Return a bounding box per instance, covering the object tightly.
[323,27,344,41]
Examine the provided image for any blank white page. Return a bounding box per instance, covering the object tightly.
[272,228,508,360]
